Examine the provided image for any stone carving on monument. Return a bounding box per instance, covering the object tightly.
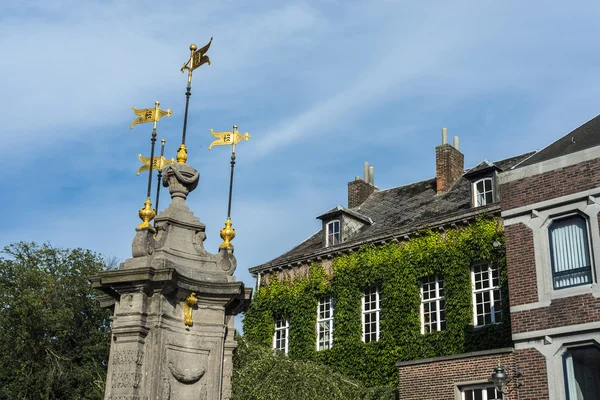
[90,39,252,400]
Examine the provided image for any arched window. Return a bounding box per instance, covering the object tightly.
[326,220,341,247]
[549,215,593,289]
[474,178,494,206]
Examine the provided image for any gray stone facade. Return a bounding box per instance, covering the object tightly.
[91,163,251,400]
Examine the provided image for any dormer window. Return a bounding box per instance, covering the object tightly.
[474,178,494,206]
[326,220,341,247]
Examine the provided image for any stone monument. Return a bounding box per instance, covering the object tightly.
[90,160,251,399]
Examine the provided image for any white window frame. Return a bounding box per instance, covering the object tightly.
[326,220,341,247]
[471,262,502,326]
[473,177,494,207]
[273,315,289,354]
[420,275,446,334]
[362,286,380,343]
[460,383,503,400]
[316,296,334,351]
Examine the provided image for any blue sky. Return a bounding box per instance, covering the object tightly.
[2,1,600,332]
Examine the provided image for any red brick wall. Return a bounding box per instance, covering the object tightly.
[511,293,600,334]
[505,223,538,307]
[397,352,513,400]
[348,179,376,208]
[514,348,549,400]
[436,144,464,193]
[397,349,549,400]
[500,158,600,211]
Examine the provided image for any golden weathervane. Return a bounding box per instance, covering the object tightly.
[136,154,175,176]
[209,125,251,250]
[208,128,251,150]
[130,106,172,129]
[177,38,213,164]
[130,101,173,231]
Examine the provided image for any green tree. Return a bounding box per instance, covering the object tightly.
[0,242,112,400]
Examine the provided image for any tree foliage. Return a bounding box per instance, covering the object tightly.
[243,217,512,387]
[232,336,396,400]
[0,242,112,400]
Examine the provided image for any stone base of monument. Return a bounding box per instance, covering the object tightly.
[91,163,251,400]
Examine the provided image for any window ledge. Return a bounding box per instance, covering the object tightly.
[550,283,600,300]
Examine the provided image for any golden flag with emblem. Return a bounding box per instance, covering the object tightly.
[181,37,213,73]
[130,106,173,129]
[208,127,251,150]
[136,154,175,175]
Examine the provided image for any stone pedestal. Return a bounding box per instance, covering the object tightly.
[91,163,251,400]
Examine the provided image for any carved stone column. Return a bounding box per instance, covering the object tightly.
[91,163,251,400]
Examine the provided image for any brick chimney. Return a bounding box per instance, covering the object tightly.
[436,128,464,194]
[348,162,377,208]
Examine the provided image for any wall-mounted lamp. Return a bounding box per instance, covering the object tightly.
[490,361,523,394]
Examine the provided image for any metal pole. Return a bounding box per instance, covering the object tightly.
[154,139,166,228]
[181,45,196,146]
[226,127,237,219]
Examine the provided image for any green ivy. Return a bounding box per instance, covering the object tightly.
[243,217,512,387]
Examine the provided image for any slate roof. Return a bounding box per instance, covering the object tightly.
[250,152,533,274]
[517,114,600,168]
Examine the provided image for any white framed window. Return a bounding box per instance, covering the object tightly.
[316,296,334,350]
[420,275,446,334]
[474,178,494,207]
[326,220,341,247]
[273,315,289,354]
[362,286,380,343]
[472,262,502,326]
[461,384,503,400]
[549,214,593,290]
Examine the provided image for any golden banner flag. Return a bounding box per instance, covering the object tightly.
[130,107,173,129]
[208,127,251,150]
[181,37,213,73]
[136,154,175,176]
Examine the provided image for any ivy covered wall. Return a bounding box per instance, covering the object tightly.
[243,217,512,387]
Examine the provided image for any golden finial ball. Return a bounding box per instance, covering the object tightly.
[190,44,197,51]
[233,125,238,130]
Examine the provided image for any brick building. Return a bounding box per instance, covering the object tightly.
[246,116,600,399]
[498,115,600,399]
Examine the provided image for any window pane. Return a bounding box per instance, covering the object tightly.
[564,346,600,399]
[550,216,592,289]
[485,191,493,205]
[484,179,492,191]
[475,179,494,206]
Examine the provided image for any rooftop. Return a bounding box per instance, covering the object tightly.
[250,152,533,274]
[517,114,600,168]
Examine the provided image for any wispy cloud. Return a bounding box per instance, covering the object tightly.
[3,0,600,335]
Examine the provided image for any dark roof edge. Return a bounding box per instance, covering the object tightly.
[249,204,500,275]
[317,206,373,225]
[395,347,514,367]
